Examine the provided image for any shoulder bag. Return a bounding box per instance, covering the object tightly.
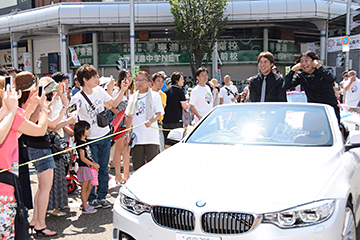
[80,91,111,128]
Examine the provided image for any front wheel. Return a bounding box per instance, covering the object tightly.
[342,204,356,240]
[67,179,77,194]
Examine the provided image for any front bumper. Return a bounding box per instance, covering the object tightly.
[113,195,346,240]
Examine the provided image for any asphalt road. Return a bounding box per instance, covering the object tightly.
[28,165,123,240]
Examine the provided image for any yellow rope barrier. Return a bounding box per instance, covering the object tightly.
[0,122,145,174]
[151,125,190,131]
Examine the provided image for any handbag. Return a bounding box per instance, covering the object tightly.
[128,132,137,148]
[0,170,29,240]
[80,91,111,128]
[86,158,98,186]
[89,166,98,186]
[49,131,71,164]
[111,110,126,141]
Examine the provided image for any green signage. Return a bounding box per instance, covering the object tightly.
[70,39,295,68]
[268,40,295,64]
[69,44,93,69]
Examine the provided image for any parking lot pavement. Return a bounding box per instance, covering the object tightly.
[28,165,125,240]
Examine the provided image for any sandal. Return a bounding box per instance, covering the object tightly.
[29,224,35,234]
[47,209,66,217]
[35,227,57,237]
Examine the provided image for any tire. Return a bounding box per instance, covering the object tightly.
[342,203,357,240]
[67,179,77,194]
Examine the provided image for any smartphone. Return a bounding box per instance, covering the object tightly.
[63,84,66,93]
[67,100,81,117]
[38,85,43,97]
[68,103,77,114]
[5,76,12,90]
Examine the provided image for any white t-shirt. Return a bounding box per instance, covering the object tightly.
[112,89,128,102]
[345,77,360,108]
[219,85,238,104]
[189,85,213,123]
[48,95,67,137]
[126,90,164,145]
[70,86,112,139]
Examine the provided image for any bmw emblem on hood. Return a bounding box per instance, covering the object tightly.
[196,200,206,207]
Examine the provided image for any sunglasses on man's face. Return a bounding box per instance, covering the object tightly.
[344,75,349,77]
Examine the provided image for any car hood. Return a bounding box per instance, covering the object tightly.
[126,143,342,213]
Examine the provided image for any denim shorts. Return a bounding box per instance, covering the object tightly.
[28,148,56,174]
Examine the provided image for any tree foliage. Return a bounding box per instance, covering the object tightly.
[169,0,228,80]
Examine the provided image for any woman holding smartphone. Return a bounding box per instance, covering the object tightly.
[0,79,50,239]
[112,69,131,184]
[26,77,73,236]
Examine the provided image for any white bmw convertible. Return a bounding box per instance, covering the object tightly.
[113,103,360,240]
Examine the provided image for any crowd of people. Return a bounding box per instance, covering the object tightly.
[0,48,356,239]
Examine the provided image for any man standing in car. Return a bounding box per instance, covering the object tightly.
[249,51,287,102]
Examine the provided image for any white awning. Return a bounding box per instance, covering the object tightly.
[0,0,349,35]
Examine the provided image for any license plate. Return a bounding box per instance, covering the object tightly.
[176,233,222,240]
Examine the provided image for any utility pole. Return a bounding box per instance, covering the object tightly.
[345,0,351,71]
[130,0,135,76]
[212,41,218,80]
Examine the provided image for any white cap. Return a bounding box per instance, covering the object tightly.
[158,71,166,78]
[99,76,112,86]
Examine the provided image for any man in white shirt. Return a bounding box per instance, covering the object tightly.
[344,70,360,113]
[70,64,128,209]
[151,72,166,152]
[189,67,213,123]
[339,71,349,104]
[125,71,164,171]
[219,75,239,104]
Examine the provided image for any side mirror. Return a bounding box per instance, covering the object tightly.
[345,131,360,151]
[167,128,185,145]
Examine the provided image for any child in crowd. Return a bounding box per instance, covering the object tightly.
[74,121,100,214]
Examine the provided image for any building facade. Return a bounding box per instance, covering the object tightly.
[0,0,357,86]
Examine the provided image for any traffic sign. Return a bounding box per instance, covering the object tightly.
[341,36,351,45]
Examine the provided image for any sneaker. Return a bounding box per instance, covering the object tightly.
[99,199,112,208]
[88,199,102,209]
[82,207,97,214]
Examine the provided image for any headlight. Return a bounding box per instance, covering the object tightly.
[119,186,152,215]
[263,199,335,228]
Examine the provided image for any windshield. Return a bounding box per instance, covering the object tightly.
[186,104,333,146]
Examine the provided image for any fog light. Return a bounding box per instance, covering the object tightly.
[119,230,136,240]
[113,228,118,239]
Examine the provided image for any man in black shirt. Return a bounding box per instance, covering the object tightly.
[284,51,340,125]
[249,51,287,102]
[163,72,188,149]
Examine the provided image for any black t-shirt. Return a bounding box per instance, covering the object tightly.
[76,140,94,167]
[27,133,50,149]
[284,66,337,106]
[163,86,186,124]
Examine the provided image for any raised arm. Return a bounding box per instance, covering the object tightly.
[106,79,129,108]
[17,92,49,137]
[0,88,19,144]
[313,60,335,83]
